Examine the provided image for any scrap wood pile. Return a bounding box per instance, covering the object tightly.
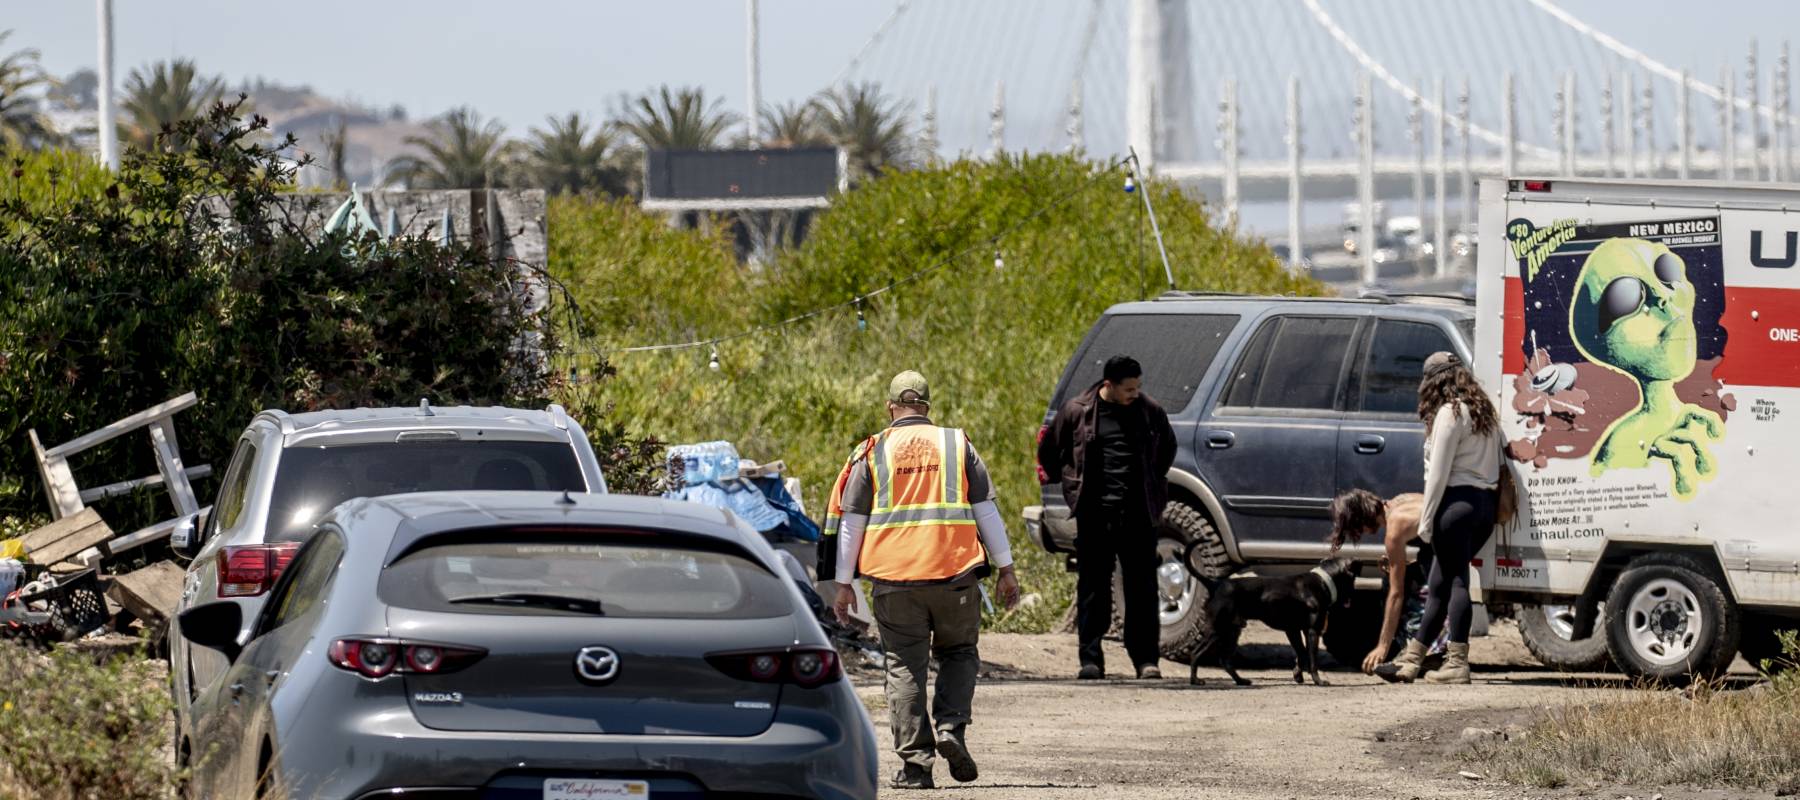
[3,395,205,650]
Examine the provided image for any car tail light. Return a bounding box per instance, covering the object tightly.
[1516,179,1554,192]
[707,648,841,688]
[328,638,486,681]
[216,543,303,598]
[1035,425,1050,484]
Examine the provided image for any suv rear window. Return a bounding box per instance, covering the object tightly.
[266,441,585,541]
[1053,313,1239,412]
[378,539,793,619]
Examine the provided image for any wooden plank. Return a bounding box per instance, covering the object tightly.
[17,508,105,554]
[29,429,83,519]
[24,513,114,565]
[148,420,200,516]
[41,392,197,460]
[106,562,185,625]
[79,464,212,504]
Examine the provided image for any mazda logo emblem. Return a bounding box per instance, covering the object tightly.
[575,646,620,683]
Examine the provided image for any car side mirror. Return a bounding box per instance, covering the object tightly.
[178,601,244,663]
[169,509,207,561]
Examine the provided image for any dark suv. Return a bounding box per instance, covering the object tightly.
[1026,291,1475,662]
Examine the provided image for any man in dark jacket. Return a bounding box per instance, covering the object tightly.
[1036,356,1177,679]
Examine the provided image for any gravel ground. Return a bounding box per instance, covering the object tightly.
[854,620,1762,799]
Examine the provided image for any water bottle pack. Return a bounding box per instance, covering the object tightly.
[668,441,742,486]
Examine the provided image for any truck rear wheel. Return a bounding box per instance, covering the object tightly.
[1738,613,1800,674]
[1519,603,1611,672]
[1602,553,1740,682]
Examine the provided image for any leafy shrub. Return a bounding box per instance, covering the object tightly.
[0,101,557,529]
[0,642,178,800]
[550,153,1320,632]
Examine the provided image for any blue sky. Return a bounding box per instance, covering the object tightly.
[9,0,1795,153]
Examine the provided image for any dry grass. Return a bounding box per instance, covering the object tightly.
[1472,635,1800,793]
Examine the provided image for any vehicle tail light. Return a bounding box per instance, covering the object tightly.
[1517,179,1553,192]
[1035,425,1050,484]
[328,638,486,680]
[707,648,841,688]
[216,543,303,598]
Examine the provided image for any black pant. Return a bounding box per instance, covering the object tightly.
[1415,485,1498,646]
[1075,508,1160,670]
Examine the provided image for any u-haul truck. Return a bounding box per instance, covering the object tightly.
[1474,177,1800,680]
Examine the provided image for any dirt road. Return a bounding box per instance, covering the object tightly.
[855,621,1662,799]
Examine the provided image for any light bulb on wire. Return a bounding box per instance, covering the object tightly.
[993,250,1004,271]
[708,345,721,371]
[1123,174,1136,193]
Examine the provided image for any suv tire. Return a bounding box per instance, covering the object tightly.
[1603,552,1740,682]
[1138,501,1227,664]
[1519,603,1611,672]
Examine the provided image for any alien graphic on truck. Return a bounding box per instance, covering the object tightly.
[1506,216,1733,501]
[1568,238,1724,497]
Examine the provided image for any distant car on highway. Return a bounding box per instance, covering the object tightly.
[175,491,880,800]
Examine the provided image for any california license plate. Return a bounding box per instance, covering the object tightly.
[543,778,649,799]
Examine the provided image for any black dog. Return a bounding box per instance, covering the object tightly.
[1181,553,1358,687]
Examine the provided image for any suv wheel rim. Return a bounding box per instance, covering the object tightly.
[1626,578,1702,666]
[1155,540,1196,626]
[1542,604,1579,640]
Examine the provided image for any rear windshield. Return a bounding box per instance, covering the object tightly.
[1052,313,1240,414]
[378,539,793,619]
[266,441,585,541]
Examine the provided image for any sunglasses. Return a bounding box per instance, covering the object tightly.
[1597,252,1685,334]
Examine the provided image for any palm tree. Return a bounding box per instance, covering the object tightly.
[615,86,736,151]
[759,100,827,149]
[0,31,57,150]
[524,112,631,196]
[814,82,916,181]
[388,106,508,189]
[119,59,226,151]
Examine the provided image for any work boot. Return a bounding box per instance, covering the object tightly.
[935,727,979,783]
[890,763,934,790]
[1423,641,1472,684]
[1136,663,1162,680]
[1374,639,1428,683]
[1077,663,1104,680]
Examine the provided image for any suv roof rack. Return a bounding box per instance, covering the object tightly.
[1156,290,1250,300]
[1356,289,1475,307]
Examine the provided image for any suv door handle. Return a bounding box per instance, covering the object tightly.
[1205,431,1236,450]
[1354,435,1386,455]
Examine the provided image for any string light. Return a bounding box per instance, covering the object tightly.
[855,298,867,332]
[708,345,721,371]
[1123,174,1136,193]
[993,249,1004,271]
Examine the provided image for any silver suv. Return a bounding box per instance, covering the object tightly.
[169,401,606,736]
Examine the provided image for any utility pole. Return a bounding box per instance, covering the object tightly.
[1127,0,1159,171]
[1434,77,1448,278]
[1555,72,1573,175]
[989,81,1006,160]
[1410,83,1425,220]
[1287,75,1304,273]
[1067,75,1084,154]
[922,85,938,163]
[1357,72,1376,285]
[1603,72,1617,177]
[1459,77,1473,228]
[1781,43,1793,181]
[1750,40,1764,180]
[1623,71,1636,178]
[1220,78,1240,221]
[1724,66,1737,180]
[96,0,118,170]
[1502,72,1517,176]
[1679,69,1692,179]
[745,0,762,144]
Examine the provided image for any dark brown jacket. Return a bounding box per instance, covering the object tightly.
[1037,383,1177,522]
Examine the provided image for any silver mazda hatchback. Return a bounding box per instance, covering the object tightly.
[176,491,879,800]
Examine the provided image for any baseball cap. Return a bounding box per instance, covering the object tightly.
[888,370,931,406]
[1423,351,1462,377]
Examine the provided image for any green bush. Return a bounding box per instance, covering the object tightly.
[0,102,556,528]
[0,642,179,800]
[550,153,1321,632]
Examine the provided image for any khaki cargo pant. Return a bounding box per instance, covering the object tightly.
[871,582,982,769]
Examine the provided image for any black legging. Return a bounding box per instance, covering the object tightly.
[1414,485,1498,645]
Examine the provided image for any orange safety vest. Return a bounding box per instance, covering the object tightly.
[855,423,986,584]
